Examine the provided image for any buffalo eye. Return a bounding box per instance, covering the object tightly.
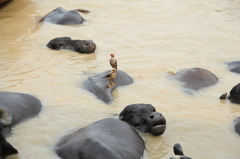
[54,44,60,49]
[85,41,91,45]
[58,44,64,48]
[149,115,154,119]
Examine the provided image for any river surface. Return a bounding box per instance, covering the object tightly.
[0,0,240,158]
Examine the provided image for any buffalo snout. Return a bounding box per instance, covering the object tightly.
[119,104,166,136]
[147,112,166,136]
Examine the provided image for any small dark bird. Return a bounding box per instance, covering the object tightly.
[170,143,192,159]
[103,69,117,88]
[110,54,117,70]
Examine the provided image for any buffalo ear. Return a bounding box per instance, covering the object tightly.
[2,140,18,157]
[173,143,184,156]
[0,107,12,127]
[0,122,18,158]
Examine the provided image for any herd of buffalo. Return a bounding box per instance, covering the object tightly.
[0,4,240,159]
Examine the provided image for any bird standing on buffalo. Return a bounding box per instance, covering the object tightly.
[110,54,117,70]
[103,69,117,88]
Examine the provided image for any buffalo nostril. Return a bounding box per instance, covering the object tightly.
[86,41,91,45]
[149,115,154,119]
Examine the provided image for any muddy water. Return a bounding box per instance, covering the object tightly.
[0,0,240,158]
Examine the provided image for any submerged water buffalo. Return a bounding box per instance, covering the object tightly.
[173,67,218,91]
[47,37,96,54]
[0,92,42,158]
[83,70,133,103]
[227,61,240,74]
[39,7,89,25]
[55,118,145,159]
[119,104,166,136]
[234,117,240,135]
[220,83,240,104]
[55,104,165,159]
[170,143,191,159]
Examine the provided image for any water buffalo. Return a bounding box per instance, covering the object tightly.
[55,118,145,159]
[220,83,240,104]
[227,61,240,74]
[47,37,96,54]
[234,117,240,135]
[170,143,191,159]
[119,104,166,136]
[173,67,218,91]
[83,70,133,103]
[0,92,42,158]
[39,7,89,25]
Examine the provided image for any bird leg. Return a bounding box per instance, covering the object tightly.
[106,80,112,88]
[106,80,115,88]
[110,80,115,86]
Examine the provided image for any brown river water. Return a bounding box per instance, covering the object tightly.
[1,0,240,158]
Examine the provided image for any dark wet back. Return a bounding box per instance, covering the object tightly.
[43,7,85,25]
[84,70,133,103]
[174,67,218,90]
[0,92,42,125]
[55,118,145,159]
[228,61,240,74]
